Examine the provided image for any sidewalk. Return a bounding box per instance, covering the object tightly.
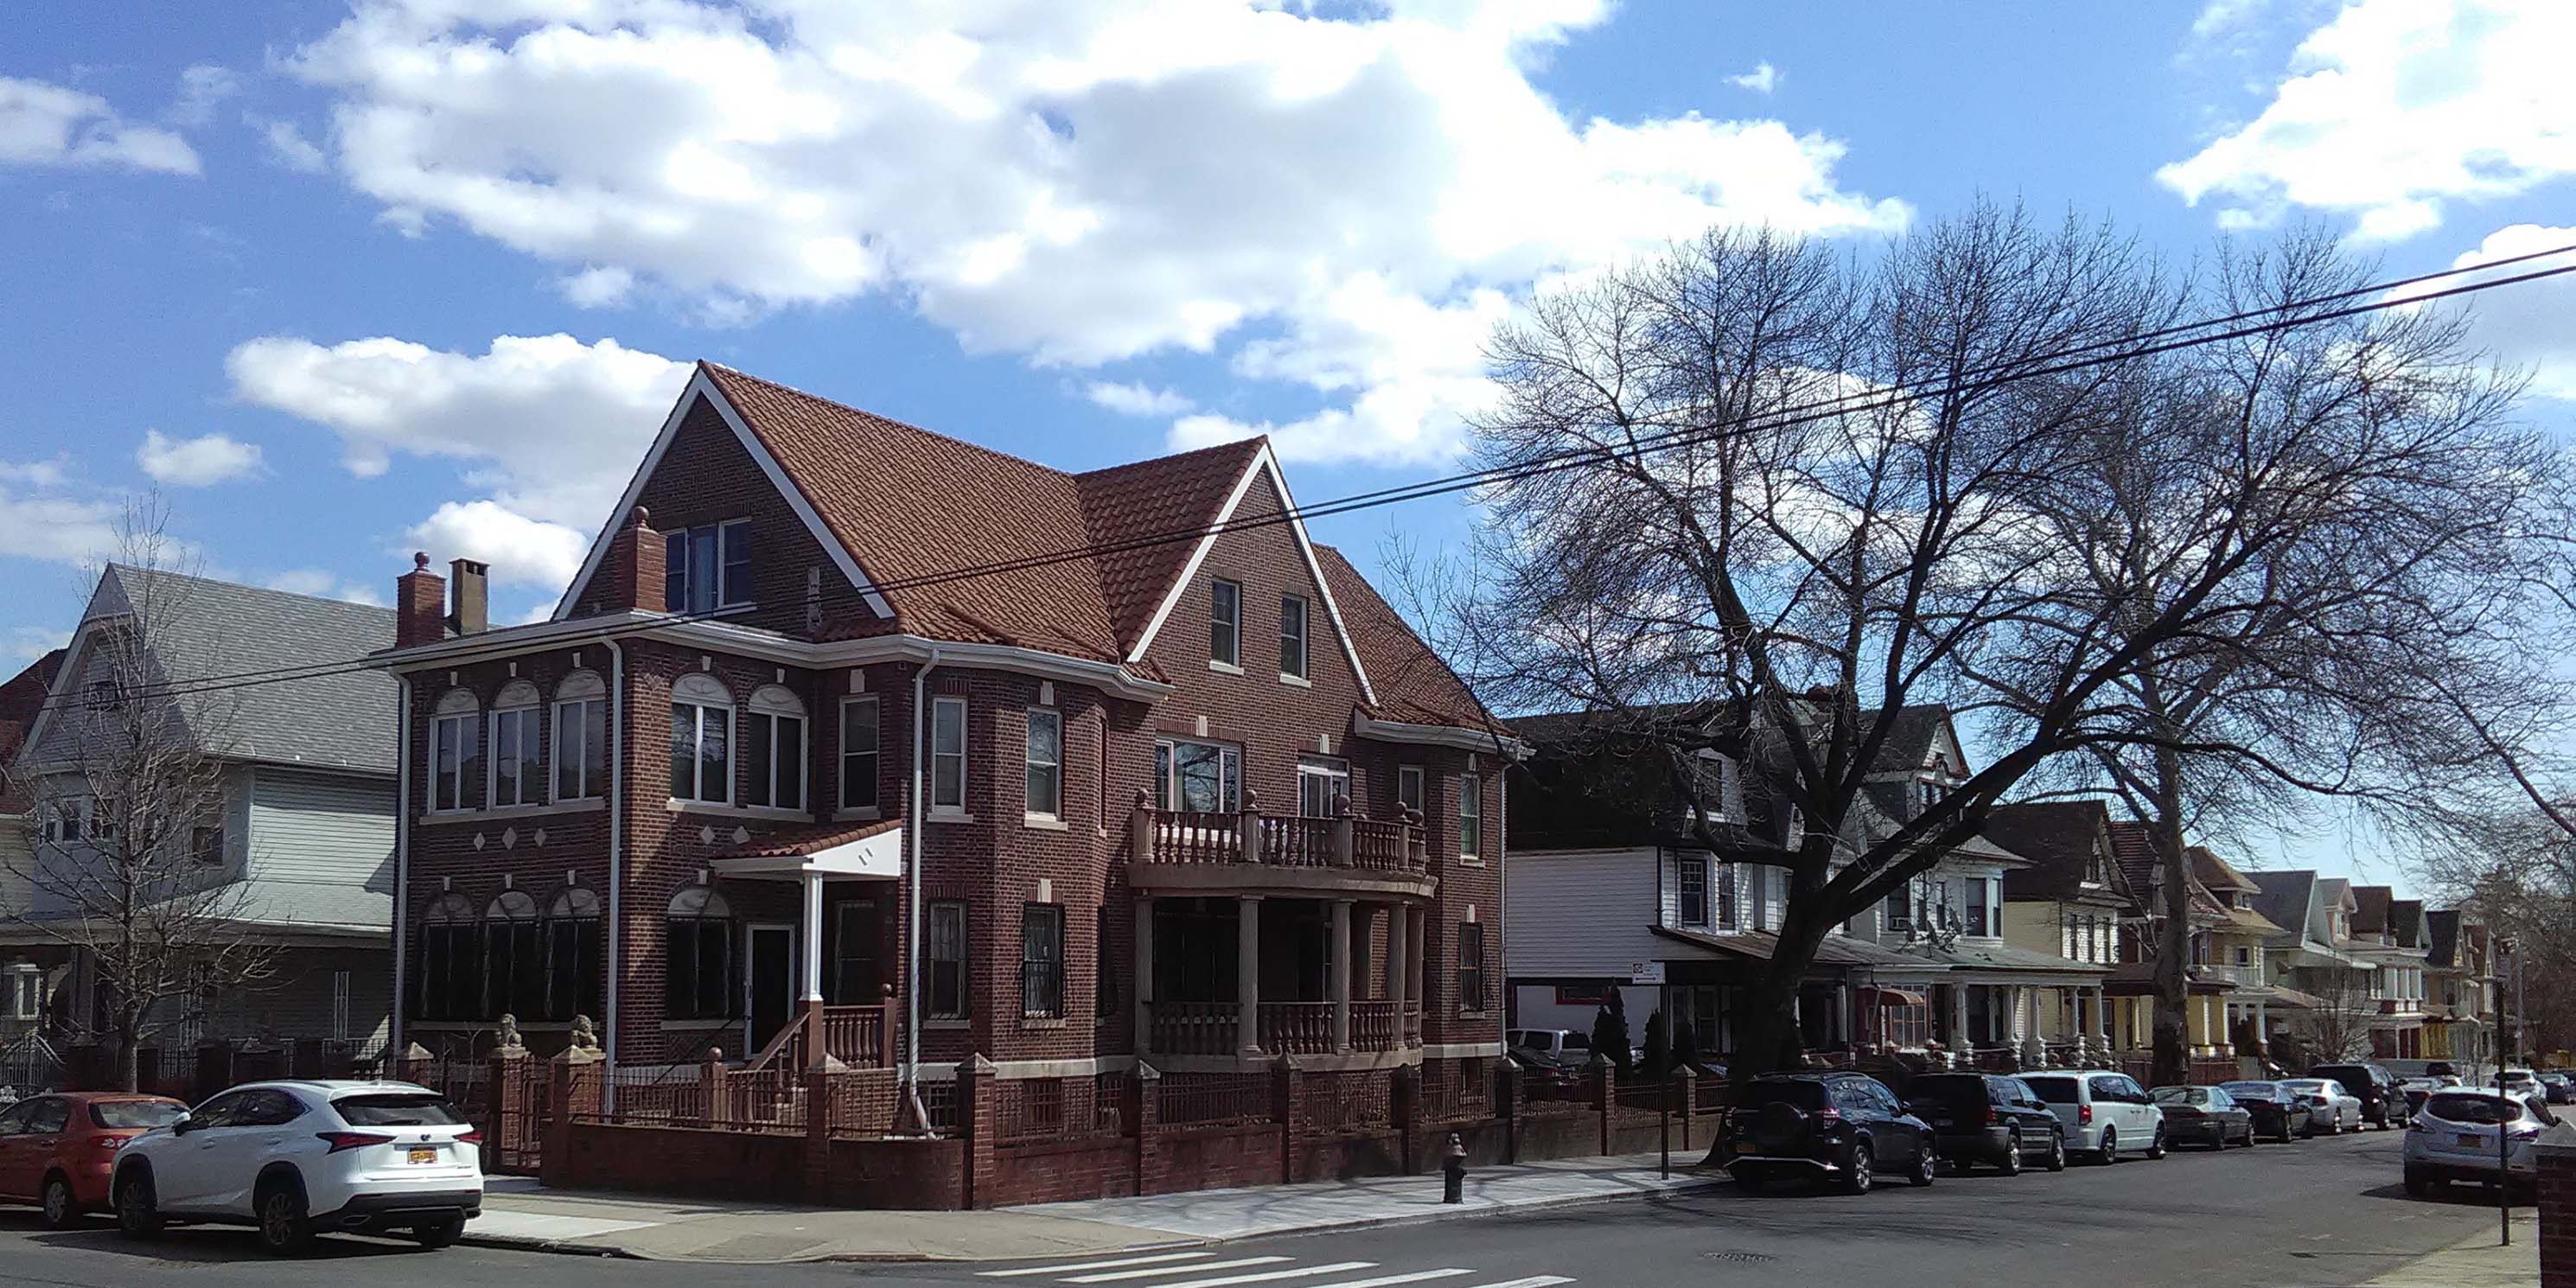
[463,1151,1718,1263]
[2360,1210,2538,1288]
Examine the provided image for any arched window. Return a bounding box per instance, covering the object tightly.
[666,885,732,1019]
[416,891,481,1021]
[490,680,544,808]
[744,685,807,811]
[430,690,481,813]
[543,886,604,1022]
[553,670,608,801]
[485,889,543,1019]
[670,674,733,804]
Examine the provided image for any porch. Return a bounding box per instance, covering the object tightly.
[707,819,906,1073]
[1135,894,1428,1071]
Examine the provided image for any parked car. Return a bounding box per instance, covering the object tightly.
[1507,1029,1595,1069]
[1902,1073,2068,1175]
[112,1081,482,1255]
[2404,1089,2556,1197]
[1718,1072,1937,1195]
[2398,1076,2459,1116]
[2218,1081,2313,1143]
[2494,1068,2541,1098]
[2024,1070,2166,1164]
[2539,1073,2574,1106]
[2280,1077,2363,1134]
[2150,1086,2256,1150]
[2310,1062,2404,1129]
[0,1092,188,1228]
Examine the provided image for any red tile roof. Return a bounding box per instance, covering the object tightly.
[0,648,66,815]
[711,818,906,860]
[1313,544,1495,732]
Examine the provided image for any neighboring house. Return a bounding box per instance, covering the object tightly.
[2350,889,2433,1059]
[2424,909,2496,1071]
[0,567,398,1092]
[2191,848,2285,1052]
[0,650,67,1066]
[373,363,1508,1118]
[1985,800,2137,1056]
[2245,870,2374,1060]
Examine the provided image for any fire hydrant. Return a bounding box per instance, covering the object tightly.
[1441,1132,1467,1203]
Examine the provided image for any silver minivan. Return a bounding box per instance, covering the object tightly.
[2023,1070,2167,1164]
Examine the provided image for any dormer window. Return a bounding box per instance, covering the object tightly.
[665,520,752,613]
[1692,751,1734,822]
[1915,778,1945,813]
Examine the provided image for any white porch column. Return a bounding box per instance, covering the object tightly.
[1385,903,1409,1014]
[2088,986,2107,1056]
[1133,896,1155,1055]
[1947,984,1972,1053]
[1237,896,1263,1055]
[1329,899,1353,1051]
[800,872,826,1004]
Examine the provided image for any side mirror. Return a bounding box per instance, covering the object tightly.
[169,1114,196,1136]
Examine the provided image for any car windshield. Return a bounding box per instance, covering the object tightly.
[2024,1076,2079,1104]
[1744,1081,1827,1111]
[2151,1087,2206,1104]
[332,1094,469,1126]
[2426,1093,2523,1125]
[90,1100,186,1130]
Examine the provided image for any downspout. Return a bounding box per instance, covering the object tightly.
[905,647,941,1132]
[390,674,411,1060]
[603,638,626,1113]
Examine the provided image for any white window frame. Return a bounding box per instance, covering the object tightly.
[745,685,809,811]
[1024,707,1063,821]
[6,967,38,1021]
[1396,765,1425,817]
[430,690,479,813]
[1676,853,1709,928]
[838,695,881,812]
[1458,772,1482,860]
[488,680,544,808]
[552,672,608,802]
[1153,738,1241,814]
[1208,577,1241,669]
[1692,749,1734,822]
[670,674,734,805]
[1278,592,1309,680]
[665,518,754,614]
[931,696,968,814]
[1297,756,1348,818]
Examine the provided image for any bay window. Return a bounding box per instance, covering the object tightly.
[489,680,544,807]
[669,674,733,803]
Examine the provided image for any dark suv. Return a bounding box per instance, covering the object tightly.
[1720,1072,1936,1195]
[1903,1073,2068,1175]
[2311,1062,2404,1130]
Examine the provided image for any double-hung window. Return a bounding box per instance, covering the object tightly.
[553,671,608,800]
[1885,885,1912,934]
[1208,578,1240,667]
[669,674,732,803]
[1677,855,1709,927]
[430,690,481,812]
[1397,765,1425,816]
[1024,709,1062,819]
[927,901,967,1019]
[838,696,880,811]
[1966,877,1989,936]
[1717,862,1740,929]
[744,685,807,810]
[664,520,753,614]
[1457,922,1488,1013]
[1153,738,1240,813]
[931,697,967,813]
[1021,903,1064,1018]
[1278,593,1309,679]
[1457,773,1482,859]
[489,681,544,807]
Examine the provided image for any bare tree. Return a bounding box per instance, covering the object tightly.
[2412,808,2576,1061]
[3,501,279,1090]
[2292,957,2375,1066]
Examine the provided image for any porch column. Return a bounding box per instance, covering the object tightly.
[1408,906,1427,1014]
[2088,986,2107,1053]
[1329,899,1353,1052]
[1133,896,1156,1055]
[1948,983,1971,1052]
[1237,896,1263,1055]
[1385,903,1409,1016]
[800,872,826,1004]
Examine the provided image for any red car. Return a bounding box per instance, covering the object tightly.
[0,1092,190,1227]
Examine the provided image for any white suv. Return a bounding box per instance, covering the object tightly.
[113,1081,482,1254]
[2023,1070,2168,1164]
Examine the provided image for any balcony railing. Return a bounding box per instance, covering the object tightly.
[1350,1000,1400,1051]
[1130,793,1431,876]
[1258,1002,1335,1055]
[1149,1000,1238,1055]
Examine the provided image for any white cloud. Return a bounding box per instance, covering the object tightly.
[0,490,121,566]
[560,265,637,309]
[137,430,265,487]
[226,333,692,590]
[2441,223,2576,401]
[284,0,1903,464]
[1727,62,1779,93]
[2158,0,2576,241]
[3,625,68,666]
[0,457,71,488]
[1085,380,1196,417]
[263,568,390,605]
[170,64,239,128]
[0,75,201,175]
[259,118,328,174]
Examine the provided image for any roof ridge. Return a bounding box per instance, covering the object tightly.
[1074,435,1267,480]
[703,361,1086,482]
[99,563,398,617]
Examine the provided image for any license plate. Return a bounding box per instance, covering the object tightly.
[2459,1134,2485,1148]
[408,1147,437,1164]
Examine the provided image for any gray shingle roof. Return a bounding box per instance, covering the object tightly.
[2244,870,2317,944]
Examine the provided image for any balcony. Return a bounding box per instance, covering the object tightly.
[1125,793,1437,900]
[1132,886,1429,1072]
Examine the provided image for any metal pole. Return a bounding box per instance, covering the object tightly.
[2501,1081,2511,1247]
[1659,1073,1671,1180]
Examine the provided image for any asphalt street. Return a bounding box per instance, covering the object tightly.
[0,1131,2515,1288]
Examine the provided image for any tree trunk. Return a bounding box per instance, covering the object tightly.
[2150,740,2192,1089]
[116,1012,143,1094]
[1699,905,1827,1166]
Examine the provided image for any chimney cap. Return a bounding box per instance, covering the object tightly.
[412,552,430,571]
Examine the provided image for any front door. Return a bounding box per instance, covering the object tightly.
[746,923,796,1055]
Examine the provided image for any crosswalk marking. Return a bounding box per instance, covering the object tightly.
[1298,1272,1476,1288]
[1065,1256,1294,1284]
[982,1253,1218,1278]
[1150,1263,1377,1288]
[1464,1278,1576,1288]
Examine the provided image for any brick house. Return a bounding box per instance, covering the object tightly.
[375,363,1511,1125]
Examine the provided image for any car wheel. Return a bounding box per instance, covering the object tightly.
[114,1171,160,1241]
[2097,1126,2119,1165]
[411,1216,464,1250]
[256,1178,315,1257]
[1909,1140,1937,1188]
[1840,1141,1874,1196]
[2146,1126,2166,1161]
[1999,1130,2024,1176]
[2044,1132,2068,1172]
[1733,1166,1766,1193]
[40,1174,78,1229]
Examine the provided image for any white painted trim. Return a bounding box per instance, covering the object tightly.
[911,1055,1139,1081]
[1352,711,1526,756]
[1120,445,1376,706]
[1423,1041,1504,1059]
[550,368,894,622]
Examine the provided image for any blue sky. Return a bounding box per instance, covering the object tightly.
[5,0,2572,894]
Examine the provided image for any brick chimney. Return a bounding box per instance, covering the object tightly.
[396,553,446,648]
[597,507,666,615]
[449,558,491,634]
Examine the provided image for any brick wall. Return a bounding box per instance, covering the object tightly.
[2542,1138,2576,1288]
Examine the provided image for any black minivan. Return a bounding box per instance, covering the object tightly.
[2310,1062,2404,1130]
[1903,1073,2069,1175]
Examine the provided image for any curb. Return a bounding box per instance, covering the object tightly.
[456,1169,1726,1266]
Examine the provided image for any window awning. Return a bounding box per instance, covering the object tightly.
[1869,987,1929,1008]
[710,819,905,880]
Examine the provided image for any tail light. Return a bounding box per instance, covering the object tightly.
[2407,1118,2433,1133]
[1980,1106,1997,1125]
[458,1130,484,1145]
[316,1132,396,1153]
[2078,1104,2094,1125]
[1814,1106,1841,1122]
